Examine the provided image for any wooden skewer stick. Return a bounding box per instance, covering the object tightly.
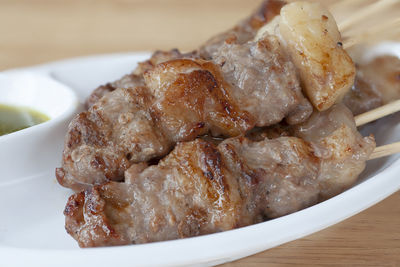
[338,0,398,32]
[354,101,400,160]
[355,99,400,127]
[369,142,400,160]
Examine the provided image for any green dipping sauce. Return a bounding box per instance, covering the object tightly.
[0,104,50,136]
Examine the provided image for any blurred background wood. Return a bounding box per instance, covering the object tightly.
[0,0,261,70]
[0,0,399,266]
[222,192,400,267]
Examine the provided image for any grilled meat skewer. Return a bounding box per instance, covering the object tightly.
[64,104,375,247]
[57,33,313,191]
[57,1,357,201]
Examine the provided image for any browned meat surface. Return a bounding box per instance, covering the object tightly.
[58,33,315,191]
[213,35,312,126]
[64,104,375,247]
[65,139,260,247]
[57,86,172,191]
[133,49,199,76]
[344,55,400,115]
[199,0,286,59]
[143,59,254,139]
[85,49,198,108]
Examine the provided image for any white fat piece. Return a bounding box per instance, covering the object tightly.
[254,2,356,112]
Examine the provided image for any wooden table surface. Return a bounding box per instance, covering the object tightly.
[1,0,399,266]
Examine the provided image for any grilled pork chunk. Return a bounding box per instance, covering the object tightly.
[64,104,374,247]
[85,49,197,109]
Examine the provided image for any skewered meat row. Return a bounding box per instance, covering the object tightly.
[87,0,356,114]
[64,104,375,247]
[57,34,314,191]
[86,45,393,123]
[57,1,357,191]
[86,48,395,122]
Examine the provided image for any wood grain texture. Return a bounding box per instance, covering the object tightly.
[355,99,400,127]
[0,0,399,266]
[222,191,400,267]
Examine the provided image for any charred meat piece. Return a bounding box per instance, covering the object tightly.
[199,0,286,59]
[58,34,313,191]
[64,139,260,247]
[143,59,253,139]
[64,104,375,247]
[344,55,400,115]
[86,49,198,108]
[57,86,171,191]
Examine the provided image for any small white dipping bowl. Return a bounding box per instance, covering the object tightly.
[0,71,79,184]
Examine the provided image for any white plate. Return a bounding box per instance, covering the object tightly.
[1,45,400,267]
